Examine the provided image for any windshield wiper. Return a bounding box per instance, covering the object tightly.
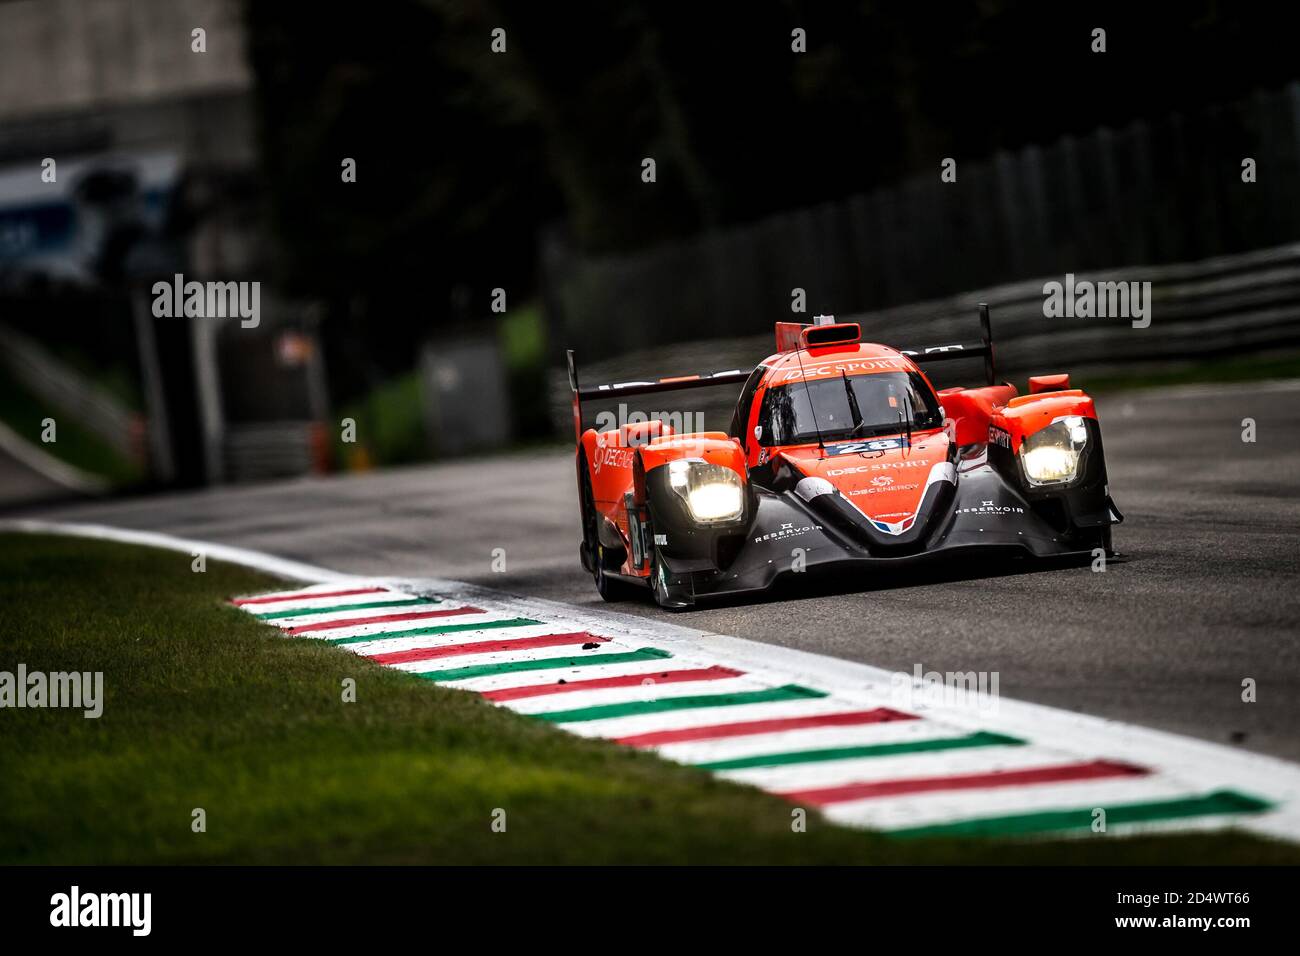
[840,370,871,437]
[840,372,910,440]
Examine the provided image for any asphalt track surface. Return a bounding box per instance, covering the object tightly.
[16,381,1300,761]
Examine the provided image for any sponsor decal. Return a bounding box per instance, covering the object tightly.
[901,344,967,357]
[826,459,926,477]
[825,437,910,456]
[777,358,910,382]
[592,443,636,474]
[753,521,822,545]
[853,460,956,535]
[988,426,1012,449]
[955,499,1025,516]
[594,369,749,392]
[849,481,919,497]
[869,514,918,535]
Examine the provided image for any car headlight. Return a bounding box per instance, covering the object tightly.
[1019,415,1089,486]
[667,459,744,523]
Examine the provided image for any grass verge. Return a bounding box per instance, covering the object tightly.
[1,532,1296,864]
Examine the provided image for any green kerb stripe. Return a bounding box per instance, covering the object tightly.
[889,790,1273,839]
[696,731,1024,771]
[534,684,827,724]
[256,598,435,619]
[415,647,673,683]
[328,617,541,645]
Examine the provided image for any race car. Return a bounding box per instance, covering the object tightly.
[567,305,1123,608]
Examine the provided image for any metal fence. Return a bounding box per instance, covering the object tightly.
[550,240,1300,435]
[544,82,1300,364]
[846,240,1300,377]
[0,322,144,462]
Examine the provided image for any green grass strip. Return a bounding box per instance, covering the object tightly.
[696,730,1025,771]
[416,647,673,683]
[327,617,541,645]
[256,597,437,619]
[534,684,827,724]
[889,790,1274,839]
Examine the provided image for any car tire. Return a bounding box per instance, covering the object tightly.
[594,542,641,602]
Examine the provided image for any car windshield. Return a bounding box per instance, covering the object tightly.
[757,371,941,445]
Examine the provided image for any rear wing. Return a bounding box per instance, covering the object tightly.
[565,351,752,442]
[899,302,997,387]
[565,302,997,442]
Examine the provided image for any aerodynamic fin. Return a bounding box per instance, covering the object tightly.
[566,348,753,442]
[899,302,997,386]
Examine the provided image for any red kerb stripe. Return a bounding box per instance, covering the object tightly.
[368,632,609,666]
[614,708,917,747]
[286,606,484,635]
[481,665,742,702]
[231,587,388,607]
[779,759,1149,807]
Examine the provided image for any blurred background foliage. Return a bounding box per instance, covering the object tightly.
[249,3,1296,288]
[241,0,1300,457]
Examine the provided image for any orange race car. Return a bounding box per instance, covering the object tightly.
[567,306,1123,608]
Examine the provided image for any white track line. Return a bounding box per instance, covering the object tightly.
[820,776,1204,831]
[276,609,507,640]
[717,744,1083,791]
[0,421,108,495]
[501,675,769,715]
[448,657,698,693]
[331,622,611,657]
[7,518,1300,843]
[253,599,436,623]
[233,586,407,612]
[655,721,957,765]
[2,519,352,582]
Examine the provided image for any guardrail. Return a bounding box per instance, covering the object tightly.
[543,82,1300,366]
[549,240,1300,435]
[844,241,1300,375]
[0,322,145,463]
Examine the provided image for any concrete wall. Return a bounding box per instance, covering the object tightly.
[0,0,251,123]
